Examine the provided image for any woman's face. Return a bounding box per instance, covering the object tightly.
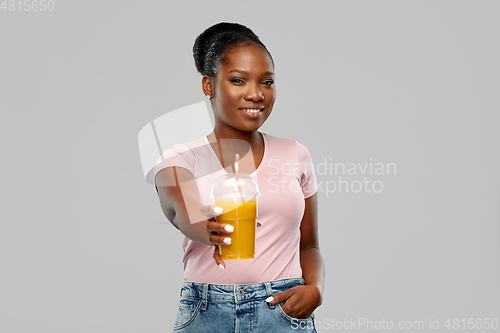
[208,42,276,134]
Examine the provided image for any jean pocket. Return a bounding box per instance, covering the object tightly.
[173,297,202,331]
[276,302,314,323]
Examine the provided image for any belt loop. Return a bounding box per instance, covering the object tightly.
[264,281,276,309]
[200,283,209,311]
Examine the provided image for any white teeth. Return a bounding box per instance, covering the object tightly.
[240,108,261,113]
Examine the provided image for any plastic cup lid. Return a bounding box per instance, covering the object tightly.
[210,173,260,197]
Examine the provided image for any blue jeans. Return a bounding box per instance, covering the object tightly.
[173,277,317,332]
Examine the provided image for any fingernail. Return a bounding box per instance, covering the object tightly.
[218,264,225,270]
[213,206,223,214]
[223,238,231,245]
[265,296,274,303]
[224,225,234,232]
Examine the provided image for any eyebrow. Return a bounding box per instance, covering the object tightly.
[227,69,275,76]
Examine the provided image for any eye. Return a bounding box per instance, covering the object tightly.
[230,78,244,84]
[262,80,274,86]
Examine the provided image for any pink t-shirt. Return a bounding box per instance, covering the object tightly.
[153,132,318,284]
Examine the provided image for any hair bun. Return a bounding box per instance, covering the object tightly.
[193,22,265,77]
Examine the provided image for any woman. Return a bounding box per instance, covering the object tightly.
[154,22,324,332]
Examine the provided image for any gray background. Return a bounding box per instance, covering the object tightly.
[1,0,498,332]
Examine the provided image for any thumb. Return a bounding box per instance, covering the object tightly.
[201,205,223,218]
[265,288,294,304]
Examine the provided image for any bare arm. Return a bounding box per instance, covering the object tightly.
[155,166,231,246]
[299,193,325,305]
[266,193,325,318]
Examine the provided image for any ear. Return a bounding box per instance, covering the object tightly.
[202,75,213,97]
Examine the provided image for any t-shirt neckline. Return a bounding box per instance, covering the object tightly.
[203,132,267,176]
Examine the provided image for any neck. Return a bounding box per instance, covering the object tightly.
[210,126,262,145]
[207,126,264,171]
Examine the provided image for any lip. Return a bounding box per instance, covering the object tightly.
[239,106,265,109]
[239,107,263,118]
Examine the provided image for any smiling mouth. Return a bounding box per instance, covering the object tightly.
[239,108,264,114]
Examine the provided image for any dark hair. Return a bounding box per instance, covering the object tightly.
[193,22,274,78]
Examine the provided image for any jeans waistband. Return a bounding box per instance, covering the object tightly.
[179,278,305,309]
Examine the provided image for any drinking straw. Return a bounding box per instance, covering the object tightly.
[234,153,240,181]
[233,153,245,204]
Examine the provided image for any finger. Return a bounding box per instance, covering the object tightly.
[213,246,226,270]
[281,301,304,319]
[209,233,232,246]
[200,205,223,218]
[265,287,294,304]
[282,296,312,319]
[266,285,301,304]
[207,220,234,233]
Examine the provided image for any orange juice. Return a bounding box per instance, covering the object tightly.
[215,200,257,259]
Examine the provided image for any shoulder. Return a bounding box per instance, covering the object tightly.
[262,132,298,149]
[175,135,207,150]
[262,132,312,156]
[154,136,207,174]
[160,136,207,157]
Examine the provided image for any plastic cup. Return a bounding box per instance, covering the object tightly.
[210,173,260,260]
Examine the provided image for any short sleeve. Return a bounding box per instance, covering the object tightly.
[297,141,318,199]
[153,143,195,187]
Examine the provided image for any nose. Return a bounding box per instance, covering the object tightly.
[244,82,264,102]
